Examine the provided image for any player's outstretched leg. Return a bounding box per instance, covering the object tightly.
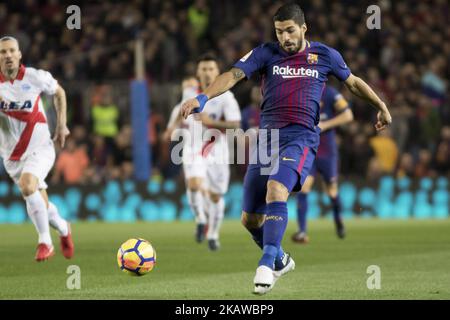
[254,180,292,295]
[20,174,54,262]
[48,201,74,259]
[292,192,310,244]
[241,212,292,291]
[206,194,224,251]
[242,168,291,294]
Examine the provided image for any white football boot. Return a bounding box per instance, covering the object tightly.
[253,265,275,295]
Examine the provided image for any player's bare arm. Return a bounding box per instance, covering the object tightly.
[53,84,70,148]
[319,109,353,132]
[198,113,240,130]
[344,74,392,131]
[180,67,245,119]
[319,100,354,132]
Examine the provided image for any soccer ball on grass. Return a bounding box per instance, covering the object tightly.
[117,238,156,276]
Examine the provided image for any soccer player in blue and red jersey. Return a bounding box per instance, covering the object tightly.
[181,3,392,294]
[292,85,353,244]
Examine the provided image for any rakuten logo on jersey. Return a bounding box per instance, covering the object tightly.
[273,65,319,79]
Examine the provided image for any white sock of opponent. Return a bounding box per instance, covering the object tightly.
[203,193,211,220]
[48,202,69,236]
[206,197,225,241]
[25,191,52,245]
[187,189,207,225]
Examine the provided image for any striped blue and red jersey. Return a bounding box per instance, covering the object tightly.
[317,85,349,157]
[233,41,351,131]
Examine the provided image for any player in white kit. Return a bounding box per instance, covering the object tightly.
[0,36,73,261]
[165,54,241,250]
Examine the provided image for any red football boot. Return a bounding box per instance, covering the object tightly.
[35,243,55,262]
[291,232,310,244]
[60,223,74,259]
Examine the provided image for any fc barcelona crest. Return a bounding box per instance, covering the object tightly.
[307,53,318,64]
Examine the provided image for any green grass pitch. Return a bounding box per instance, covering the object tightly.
[0,219,450,299]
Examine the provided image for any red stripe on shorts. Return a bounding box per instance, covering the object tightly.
[297,147,310,173]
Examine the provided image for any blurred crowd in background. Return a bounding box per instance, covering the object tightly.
[0,0,448,185]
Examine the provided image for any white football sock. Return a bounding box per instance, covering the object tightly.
[206,197,225,241]
[25,191,52,245]
[187,189,207,224]
[48,202,69,236]
[203,193,211,220]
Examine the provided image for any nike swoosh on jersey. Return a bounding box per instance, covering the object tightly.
[282,157,295,161]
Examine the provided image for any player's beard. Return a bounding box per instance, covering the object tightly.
[283,41,300,54]
[202,78,211,89]
[3,61,16,76]
[6,67,16,76]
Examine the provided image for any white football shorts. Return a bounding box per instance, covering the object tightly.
[3,140,55,190]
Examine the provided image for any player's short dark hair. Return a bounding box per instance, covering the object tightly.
[273,3,305,26]
[196,53,219,65]
[182,74,197,81]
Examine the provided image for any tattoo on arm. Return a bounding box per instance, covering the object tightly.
[231,67,245,81]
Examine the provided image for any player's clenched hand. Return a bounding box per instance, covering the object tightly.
[375,108,392,132]
[53,125,70,148]
[318,121,329,132]
[180,98,200,119]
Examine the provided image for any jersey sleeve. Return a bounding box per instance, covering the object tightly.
[328,48,351,82]
[223,92,241,122]
[35,69,58,95]
[233,44,272,79]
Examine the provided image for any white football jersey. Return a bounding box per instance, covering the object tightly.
[0,65,57,161]
[195,90,241,163]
